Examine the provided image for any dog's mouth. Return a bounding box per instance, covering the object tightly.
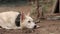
[20,25,40,33]
[25,25,40,33]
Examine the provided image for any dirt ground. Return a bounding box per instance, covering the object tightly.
[0,20,60,34]
[0,4,60,34]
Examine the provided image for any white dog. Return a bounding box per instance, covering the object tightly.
[0,11,38,29]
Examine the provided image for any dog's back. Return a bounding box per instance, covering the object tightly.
[0,11,20,29]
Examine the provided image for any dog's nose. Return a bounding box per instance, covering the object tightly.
[33,25,36,29]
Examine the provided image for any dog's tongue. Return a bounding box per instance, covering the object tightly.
[36,25,40,28]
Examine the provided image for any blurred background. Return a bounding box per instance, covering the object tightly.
[0,0,59,19]
[0,0,60,34]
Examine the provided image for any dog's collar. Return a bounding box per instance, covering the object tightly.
[15,14,21,27]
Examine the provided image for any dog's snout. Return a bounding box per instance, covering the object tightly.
[33,25,36,29]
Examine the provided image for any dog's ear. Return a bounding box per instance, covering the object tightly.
[20,12,26,22]
[27,12,30,16]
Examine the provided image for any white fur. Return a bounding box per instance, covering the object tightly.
[0,11,36,29]
[21,16,36,29]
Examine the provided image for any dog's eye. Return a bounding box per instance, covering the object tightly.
[28,21,31,23]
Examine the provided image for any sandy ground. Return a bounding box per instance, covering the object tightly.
[0,20,60,34]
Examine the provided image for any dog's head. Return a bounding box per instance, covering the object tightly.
[20,12,37,29]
